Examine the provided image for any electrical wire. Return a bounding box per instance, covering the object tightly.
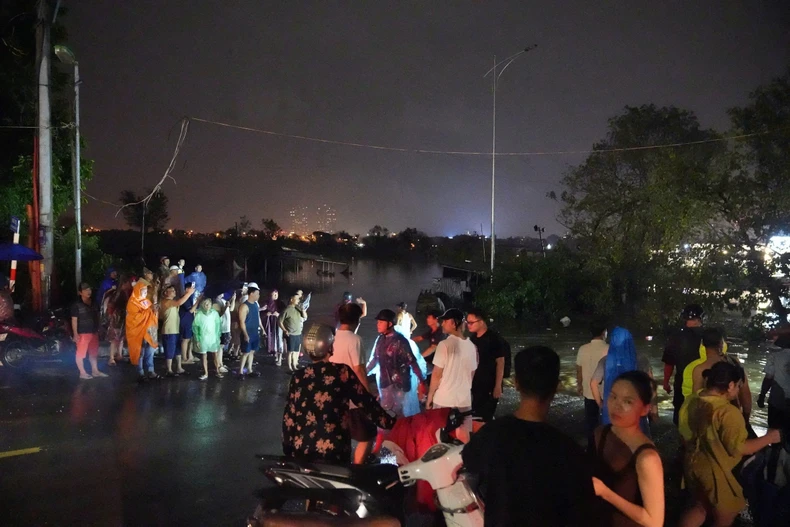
[188,116,772,157]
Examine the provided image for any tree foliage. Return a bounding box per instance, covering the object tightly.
[119,189,169,233]
[261,218,282,239]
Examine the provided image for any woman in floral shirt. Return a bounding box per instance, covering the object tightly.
[283,324,396,463]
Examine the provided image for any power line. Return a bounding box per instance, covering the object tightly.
[189,116,772,157]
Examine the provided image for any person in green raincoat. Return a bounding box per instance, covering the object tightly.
[192,297,222,380]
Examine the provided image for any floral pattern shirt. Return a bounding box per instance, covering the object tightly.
[283,361,396,463]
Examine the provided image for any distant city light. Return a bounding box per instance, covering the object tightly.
[357,242,365,248]
[546,244,553,250]
[448,236,454,240]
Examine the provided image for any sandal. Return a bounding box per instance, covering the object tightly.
[146,372,162,380]
[165,371,179,378]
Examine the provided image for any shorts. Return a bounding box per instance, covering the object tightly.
[76,333,100,360]
[221,332,231,349]
[243,336,260,353]
[348,408,377,442]
[180,312,194,339]
[286,334,302,352]
[163,334,179,360]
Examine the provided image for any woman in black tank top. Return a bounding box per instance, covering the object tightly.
[592,371,665,527]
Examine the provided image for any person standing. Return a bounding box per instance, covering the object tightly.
[427,308,478,440]
[71,282,108,380]
[462,346,599,527]
[185,264,207,298]
[662,304,705,425]
[237,286,262,379]
[367,309,426,418]
[395,302,417,338]
[164,265,184,297]
[413,309,445,401]
[158,256,171,283]
[103,279,130,366]
[159,284,195,377]
[330,303,376,464]
[214,293,234,374]
[126,280,160,382]
[592,371,665,527]
[95,268,118,308]
[466,308,505,423]
[757,334,790,429]
[577,321,609,446]
[192,298,223,380]
[261,289,285,365]
[679,362,783,527]
[280,294,308,371]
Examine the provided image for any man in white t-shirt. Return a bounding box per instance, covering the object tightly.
[575,320,608,446]
[330,302,376,464]
[427,308,478,441]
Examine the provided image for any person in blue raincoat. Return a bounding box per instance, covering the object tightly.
[96,267,118,307]
[184,264,207,302]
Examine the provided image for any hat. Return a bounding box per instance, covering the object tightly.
[78,282,92,291]
[247,282,259,290]
[375,309,396,324]
[169,265,179,271]
[160,256,168,262]
[438,308,465,325]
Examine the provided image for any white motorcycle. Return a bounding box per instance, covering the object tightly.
[249,409,483,526]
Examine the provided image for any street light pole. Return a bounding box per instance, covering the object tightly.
[484,45,536,277]
[54,44,82,285]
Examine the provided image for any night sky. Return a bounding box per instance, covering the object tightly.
[65,1,789,237]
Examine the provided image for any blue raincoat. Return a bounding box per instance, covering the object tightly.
[96,267,117,306]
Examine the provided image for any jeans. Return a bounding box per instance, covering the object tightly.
[584,398,600,447]
[137,343,155,374]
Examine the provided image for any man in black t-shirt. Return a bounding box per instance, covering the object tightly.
[467,308,506,422]
[463,346,598,527]
[661,304,704,425]
[412,310,445,366]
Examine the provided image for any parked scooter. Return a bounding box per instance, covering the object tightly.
[248,409,482,526]
[0,309,74,368]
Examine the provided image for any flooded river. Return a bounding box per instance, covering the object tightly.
[253,258,772,434]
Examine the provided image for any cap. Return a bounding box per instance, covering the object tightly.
[78,282,92,291]
[160,256,168,262]
[169,265,180,271]
[375,309,396,324]
[681,304,704,320]
[438,308,465,324]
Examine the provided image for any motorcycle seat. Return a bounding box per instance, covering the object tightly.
[253,513,400,527]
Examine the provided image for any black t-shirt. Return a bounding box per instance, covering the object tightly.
[470,330,507,395]
[661,326,703,404]
[70,299,98,335]
[463,416,598,527]
[421,326,446,365]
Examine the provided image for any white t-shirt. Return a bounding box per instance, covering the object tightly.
[396,312,414,337]
[330,329,363,409]
[432,334,478,408]
[575,339,608,399]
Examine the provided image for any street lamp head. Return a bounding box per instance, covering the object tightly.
[54,44,77,65]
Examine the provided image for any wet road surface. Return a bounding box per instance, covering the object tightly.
[0,340,757,526]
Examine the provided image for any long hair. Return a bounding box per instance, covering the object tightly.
[601,327,638,425]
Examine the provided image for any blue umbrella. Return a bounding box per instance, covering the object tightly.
[0,243,43,261]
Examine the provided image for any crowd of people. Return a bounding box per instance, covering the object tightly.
[65,265,790,526]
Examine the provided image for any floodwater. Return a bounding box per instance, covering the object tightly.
[257,258,772,433]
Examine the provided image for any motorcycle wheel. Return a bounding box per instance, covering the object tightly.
[0,341,29,368]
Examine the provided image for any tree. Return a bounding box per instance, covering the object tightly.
[368,225,389,237]
[0,2,94,236]
[703,72,790,324]
[261,218,282,239]
[551,104,721,314]
[237,215,252,234]
[119,189,169,233]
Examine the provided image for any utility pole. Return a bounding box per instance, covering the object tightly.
[37,0,54,309]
